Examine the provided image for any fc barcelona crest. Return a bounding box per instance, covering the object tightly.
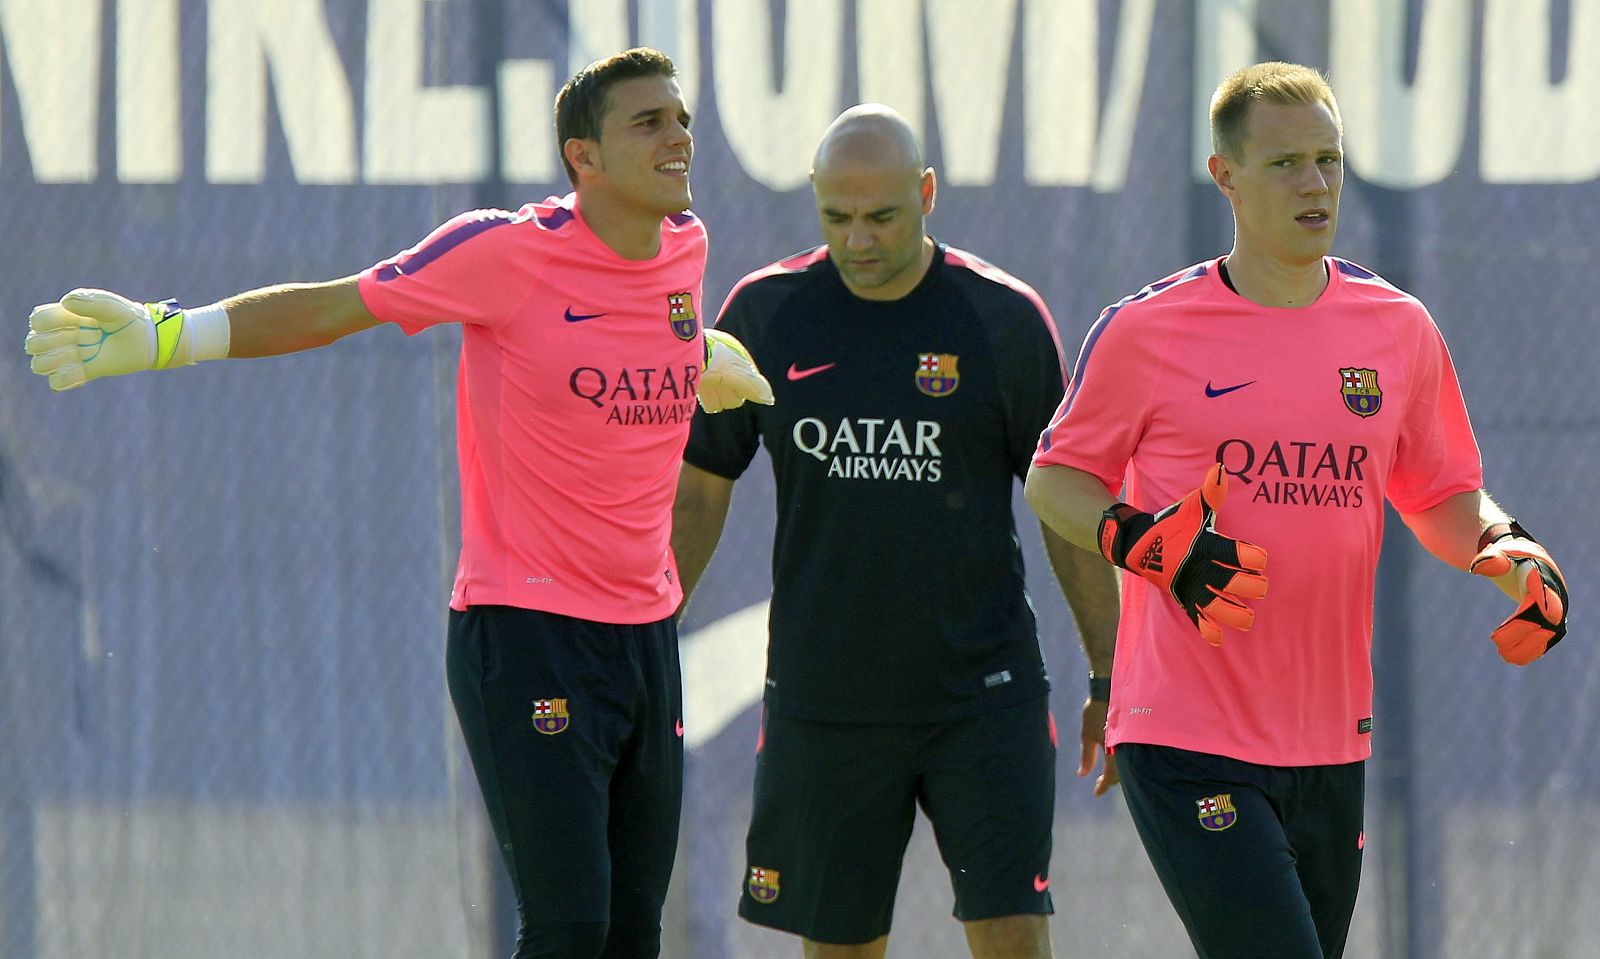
[747,866,780,903]
[915,353,960,397]
[532,698,570,736]
[668,292,699,341]
[1339,367,1383,417]
[1196,793,1238,832]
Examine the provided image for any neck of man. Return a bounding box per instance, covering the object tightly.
[577,189,667,261]
[843,235,937,302]
[1221,240,1329,308]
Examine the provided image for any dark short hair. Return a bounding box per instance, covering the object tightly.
[554,47,678,186]
[1209,61,1341,160]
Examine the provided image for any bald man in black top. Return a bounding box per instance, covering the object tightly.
[672,105,1120,959]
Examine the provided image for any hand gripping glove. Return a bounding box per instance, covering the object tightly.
[25,289,228,391]
[1469,520,1568,666]
[699,327,775,414]
[1098,464,1269,646]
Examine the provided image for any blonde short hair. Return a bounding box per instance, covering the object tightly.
[1209,61,1341,159]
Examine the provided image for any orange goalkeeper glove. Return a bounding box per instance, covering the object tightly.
[1469,520,1568,666]
[1098,464,1268,646]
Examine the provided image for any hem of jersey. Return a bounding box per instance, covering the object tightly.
[682,444,747,482]
[448,589,679,626]
[763,682,1049,726]
[1027,448,1122,497]
[354,271,427,336]
[1108,731,1372,768]
[1386,477,1485,519]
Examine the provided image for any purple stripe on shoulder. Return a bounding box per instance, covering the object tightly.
[667,211,697,226]
[537,207,575,231]
[1056,263,1208,416]
[1335,259,1376,279]
[377,214,516,282]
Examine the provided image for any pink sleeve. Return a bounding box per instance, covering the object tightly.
[1386,308,1484,513]
[1030,305,1155,495]
[356,209,533,335]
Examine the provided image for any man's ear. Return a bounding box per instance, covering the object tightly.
[1208,153,1237,202]
[565,137,600,181]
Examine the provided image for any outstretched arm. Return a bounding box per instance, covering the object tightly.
[1400,488,1570,666]
[26,277,381,390]
[1039,520,1121,796]
[671,461,736,618]
[221,277,381,358]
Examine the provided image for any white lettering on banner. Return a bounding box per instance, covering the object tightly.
[1482,0,1600,184]
[206,0,356,184]
[498,60,559,184]
[857,0,927,149]
[1190,0,1258,179]
[567,0,629,80]
[1089,0,1155,192]
[566,0,700,110]
[0,0,100,182]
[118,0,181,183]
[364,0,488,183]
[713,0,843,191]
[1331,0,1471,189]
[639,0,701,112]
[19,1,1600,188]
[927,0,1016,186]
[1023,0,1097,186]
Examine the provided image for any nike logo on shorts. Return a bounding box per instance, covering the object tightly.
[786,362,837,381]
[1033,874,1050,892]
[564,307,608,323]
[1204,379,1256,397]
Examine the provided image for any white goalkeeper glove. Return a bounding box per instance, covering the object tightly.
[699,328,774,414]
[25,288,230,391]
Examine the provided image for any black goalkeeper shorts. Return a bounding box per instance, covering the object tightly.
[446,605,683,937]
[1117,742,1365,959]
[738,695,1056,944]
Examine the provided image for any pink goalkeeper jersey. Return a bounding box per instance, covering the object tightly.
[357,194,707,623]
[1034,257,1483,766]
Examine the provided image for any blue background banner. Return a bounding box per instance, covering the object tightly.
[1,2,1595,956]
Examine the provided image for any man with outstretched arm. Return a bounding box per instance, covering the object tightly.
[26,48,772,959]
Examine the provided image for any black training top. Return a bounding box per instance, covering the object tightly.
[684,242,1068,723]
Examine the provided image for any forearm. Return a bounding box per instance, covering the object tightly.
[1024,462,1116,553]
[670,462,735,609]
[223,277,382,358]
[1401,488,1521,598]
[1040,521,1119,676]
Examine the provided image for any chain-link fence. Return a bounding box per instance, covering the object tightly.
[2,2,1597,957]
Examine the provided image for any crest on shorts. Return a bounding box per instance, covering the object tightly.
[532,698,570,735]
[1196,793,1238,832]
[1339,367,1382,417]
[915,353,960,397]
[747,866,780,903]
[668,292,699,341]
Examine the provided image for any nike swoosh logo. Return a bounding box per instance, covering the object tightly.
[675,718,685,738]
[1033,874,1050,893]
[787,362,837,381]
[564,307,608,323]
[1204,380,1256,398]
